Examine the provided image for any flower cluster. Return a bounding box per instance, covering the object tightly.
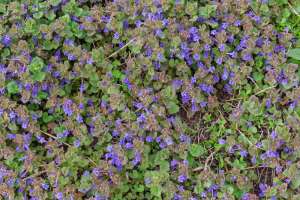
[0,0,300,199]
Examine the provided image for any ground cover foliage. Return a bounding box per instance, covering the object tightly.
[1,0,300,199]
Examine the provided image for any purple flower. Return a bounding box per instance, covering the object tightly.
[173,193,182,200]
[266,98,272,108]
[64,39,74,46]
[210,30,217,36]
[242,193,250,200]
[157,52,164,62]
[227,51,237,58]
[63,99,73,116]
[277,70,288,85]
[162,19,168,27]
[137,113,146,123]
[1,35,11,47]
[199,83,214,95]
[171,159,178,169]
[22,119,29,129]
[240,150,248,158]
[74,139,81,147]
[200,101,207,108]
[219,44,226,52]
[156,136,162,143]
[76,114,83,123]
[242,53,253,62]
[123,78,132,90]
[227,34,235,43]
[9,111,16,120]
[224,84,232,93]
[7,133,16,140]
[67,53,76,61]
[256,37,264,47]
[234,20,241,26]
[144,46,153,57]
[41,183,49,190]
[181,91,190,104]
[165,137,173,146]
[189,27,198,35]
[193,53,200,61]
[178,174,187,183]
[252,15,261,23]
[112,130,120,137]
[204,44,211,51]
[103,27,109,33]
[216,57,223,65]
[131,152,141,166]
[191,101,199,112]
[275,165,282,174]
[101,15,110,23]
[55,192,64,200]
[191,77,197,84]
[146,136,153,143]
[123,20,129,29]
[179,134,190,143]
[259,183,267,197]
[144,177,151,185]
[159,142,167,149]
[274,45,285,53]
[201,192,207,198]
[154,29,164,38]
[270,130,277,140]
[222,68,229,80]
[113,32,120,40]
[218,138,226,145]
[135,20,142,28]
[36,135,46,144]
[86,58,93,65]
[125,143,134,149]
[260,150,279,160]
[289,101,297,110]
[208,66,215,73]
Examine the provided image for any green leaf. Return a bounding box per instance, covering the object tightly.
[33,11,43,19]
[130,45,141,54]
[50,0,61,6]
[292,174,300,189]
[189,144,205,157]
[112,69,124,80]
[91,48,104,64]
[159,160,170,172]
[287,48,300,60]
[89,73,99,86]
[166,101,179,114]
[60,14,71,23]
[54,125,66,134]
[161,86,176,100]
[199,5,217,18]
[37,91,48,100]
[24,19,38,34]
[32,71,46,82]
[107,86,119,95]
[6,81,19,94]
[232,159,247,170]
[29,57,45,72]
[0,3,6,13]
[42,112,54,123]
[45,10,56,21]
[134,184,144,193]
[150,185,162,197]
[194,183,204,194]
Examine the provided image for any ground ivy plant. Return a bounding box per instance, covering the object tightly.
[1,0,300,200]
